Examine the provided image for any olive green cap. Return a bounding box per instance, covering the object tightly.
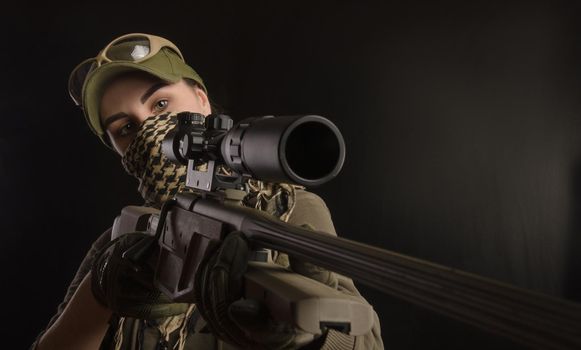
[82,47,206,143]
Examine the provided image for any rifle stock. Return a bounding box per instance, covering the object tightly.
[112,195,375,337]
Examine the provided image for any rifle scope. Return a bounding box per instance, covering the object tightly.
[162,113,346,187]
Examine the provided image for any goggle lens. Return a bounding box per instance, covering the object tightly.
[105,36,151,61]
[68,58,97,106]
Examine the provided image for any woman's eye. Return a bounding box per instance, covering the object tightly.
[118,122,136,137]
[153,99,169,113]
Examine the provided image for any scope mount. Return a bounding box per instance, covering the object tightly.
[163,112,245,193]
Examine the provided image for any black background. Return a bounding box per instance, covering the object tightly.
[1,0,580,348]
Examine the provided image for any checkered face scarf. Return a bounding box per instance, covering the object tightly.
[121,112,187,208]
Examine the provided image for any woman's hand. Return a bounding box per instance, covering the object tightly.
[194,231,331,349]
[91,232,190,319]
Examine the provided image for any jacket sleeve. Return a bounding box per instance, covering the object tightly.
[286,189,384,350]
[30,228,113,350]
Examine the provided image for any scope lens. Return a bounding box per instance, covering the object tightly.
[284,121,341,181]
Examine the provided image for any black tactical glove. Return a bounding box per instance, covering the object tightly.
[194,231,261,348]
[91,232,190,319]
[195,230,332,350]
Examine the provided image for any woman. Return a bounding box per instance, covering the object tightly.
[32,33,383,350]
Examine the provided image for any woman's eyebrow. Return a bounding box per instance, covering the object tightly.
[140,82,169,104]
[103,112,128,130]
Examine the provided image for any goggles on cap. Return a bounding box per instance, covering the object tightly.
[68,33,184,108]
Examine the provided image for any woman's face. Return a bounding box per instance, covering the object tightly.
[99,73,211,155]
